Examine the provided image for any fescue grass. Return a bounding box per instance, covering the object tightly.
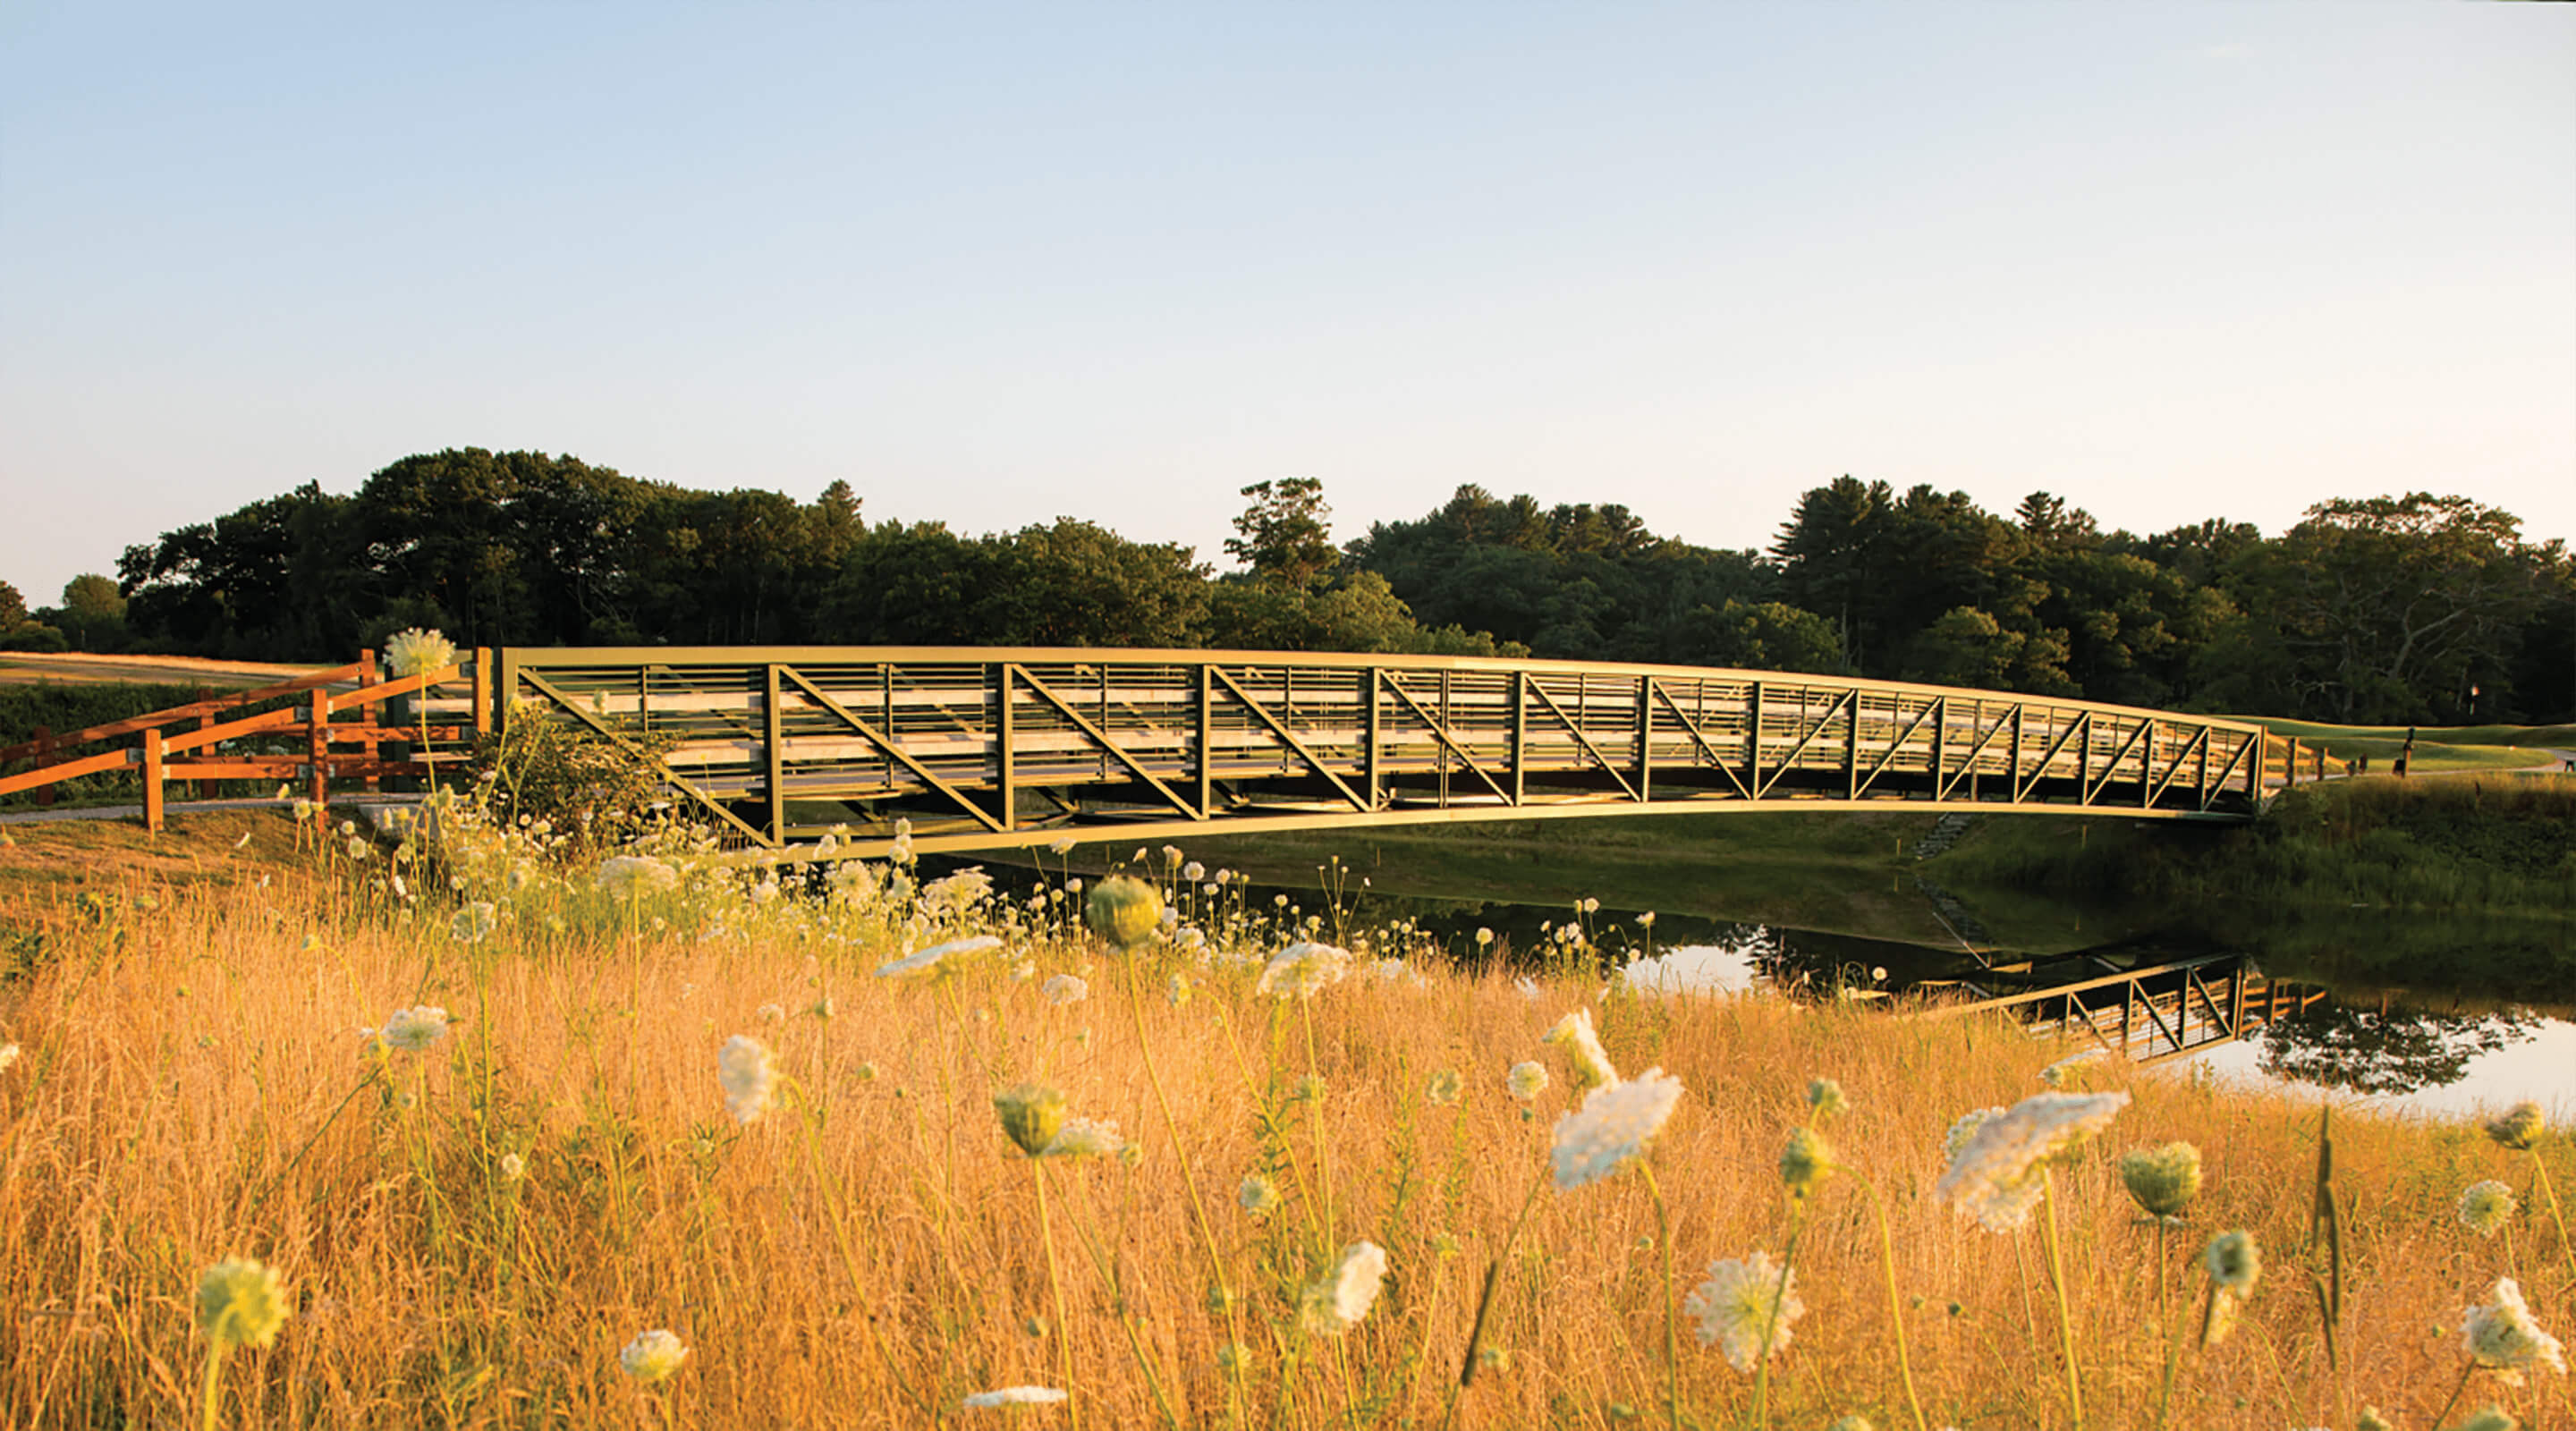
[0,812,2569,1428]
[2246,716,2575,776]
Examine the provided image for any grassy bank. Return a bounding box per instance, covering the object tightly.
[1931,775,2576,917]
[1,809,2569,1428]
[2247,716,2574,776]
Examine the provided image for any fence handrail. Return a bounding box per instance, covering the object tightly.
[0,660,369,765]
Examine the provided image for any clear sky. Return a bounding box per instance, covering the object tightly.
[4,3,2570,606]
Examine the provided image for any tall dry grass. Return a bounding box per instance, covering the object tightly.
[0,834,2568,1428]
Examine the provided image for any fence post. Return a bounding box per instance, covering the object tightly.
[360,651,382,794]
[472,647,493,736]
[142,728,165,833]
[192,686,214,802]
[31,724,52,808]
[308,691,332,830]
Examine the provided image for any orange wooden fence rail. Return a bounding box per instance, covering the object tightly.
[0,650,489,831]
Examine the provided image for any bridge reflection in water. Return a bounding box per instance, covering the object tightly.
[1919,952,2324,1064]
[494,647,2287,858]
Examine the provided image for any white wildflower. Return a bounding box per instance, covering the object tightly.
[1256,942,1352,1000]
[1299,1240,1387,1335]
[876,935,1001,980]
[1935,1092,2130,1232]
[718,1034,777,1124]
[595,855,679,896]
[1044,1116,1128,1158]
[2459,1180,2518,1238]
[618,1328,688,1384]
[1506,1061,1550,1101]
[1551,1068,1684,1191]
[1543,1009,1620,1093]
[2463,1277,2566,1376]
[965,1386,1067,1408]
[1684,1251,1804,1373]
[1040,974,1090,1006]
[382,1005,450,1054]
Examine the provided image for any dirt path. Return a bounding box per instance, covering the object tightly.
[0,651,334,687]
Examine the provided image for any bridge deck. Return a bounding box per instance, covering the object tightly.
[491,647,2287,857]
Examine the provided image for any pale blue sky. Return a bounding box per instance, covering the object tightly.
[4,3,2570,606]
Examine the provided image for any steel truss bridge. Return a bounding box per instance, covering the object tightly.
[490,647,2302,859]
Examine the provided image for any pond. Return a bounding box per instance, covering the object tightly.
[964,820,2576,1125]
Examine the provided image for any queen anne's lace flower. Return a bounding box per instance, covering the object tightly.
[876,936,1001,980]
[2202,1230,2259,1294]
[1543,1009,1619,1093]
[382,1005,450,1054]
[2485,1102,2545,1151]
[197,1257,291,1350]
[2120,1142,2203,1220]
[2463,1277,2567,1376]
[384,627,457,679]
[718,1035,777,1124]
[1299,1241,1387,1334]
[1934,1092,2129,1232]
[1551,1068,1684,1191]
[1507,1061,1550,1101]
[1426,1070,1464,1106]
[2459,1180,2518,1237]
[1684,1251,1803,1373]
[619,1328,688,1383]
[1257,942,1352,1000]
[964,1386,1067,1408]
[1044,1116,1127,1159]
[595,855,679,896]
[1040,974,1089,1006]
[1238,1173,1284,1217]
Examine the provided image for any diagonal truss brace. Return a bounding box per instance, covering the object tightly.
[1753,690,1855,799]
[1008,665,1201,820]
[779,667,1006,834]
[1209,667,1371,812]
[1520,676,1639,800]
[1648,681,1751,799]
[1378,674,1514,805]
[519,669,779,847]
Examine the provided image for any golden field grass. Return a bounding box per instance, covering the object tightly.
[0,812,2569,1430]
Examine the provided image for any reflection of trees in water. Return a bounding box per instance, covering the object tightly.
[2258,1003,2542,1097]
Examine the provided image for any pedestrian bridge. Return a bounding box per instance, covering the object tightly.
[492,647,2309,859]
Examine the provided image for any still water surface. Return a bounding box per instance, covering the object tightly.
[1012,835,2574,1127]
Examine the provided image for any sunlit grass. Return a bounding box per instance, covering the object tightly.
[0,801,2569,1427]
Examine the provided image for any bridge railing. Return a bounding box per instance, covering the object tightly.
[495,646,2275,855]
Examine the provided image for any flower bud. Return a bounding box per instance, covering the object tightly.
[993,1084,1069,1157]
[1085,875,1163,949]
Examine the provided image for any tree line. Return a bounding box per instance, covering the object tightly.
[4,447,2567,724]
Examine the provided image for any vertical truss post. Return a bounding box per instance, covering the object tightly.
[2009,703,2024,806]
[2197,725,2212,810]
[1436,669,1453,807]
[995,662,1017,831]
[1365,667,1383,809]
[1510,672,1527,805]
[1845,692,1860,799]
[1198,665,1216,817]
[2140,719,2157,809]
[765,664,784,843]
[1747,681,1763,801]
[1634,676,1654,802]
[472,647,494,736]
